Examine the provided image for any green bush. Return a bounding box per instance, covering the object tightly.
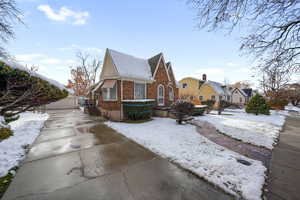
[0,167,17,199]
[192,107,206,116]
[246,94,270,115]
[201,100,216,113]
[123,102,153,120]
[0,61,68,115]
[0,128,13,140]
[4,113,19,123]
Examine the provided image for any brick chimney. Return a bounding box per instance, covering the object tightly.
[202,74,207,81]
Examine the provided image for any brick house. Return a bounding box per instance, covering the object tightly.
[95,49,179,121]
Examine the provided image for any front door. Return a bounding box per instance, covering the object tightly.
[158,85,164,106]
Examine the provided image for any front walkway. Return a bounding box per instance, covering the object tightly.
[265,116,300,200]
[2,109,231,200]
[192,120,272,167]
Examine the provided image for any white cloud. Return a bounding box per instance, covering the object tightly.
[37,5,89,25]
[40,58,62,64]
[226,62,237,67]
[15,54,46,62]
[58,44,103,55]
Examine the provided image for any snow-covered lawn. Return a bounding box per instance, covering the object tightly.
[106,118,266,200]
[285,105,300,113]
[196,109,286,149]
[0,112,48,178]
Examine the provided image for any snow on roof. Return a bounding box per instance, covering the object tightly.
[206,80,230,95]
[108,49,153,81]
[238,88,248,97]
[0,59,66,91]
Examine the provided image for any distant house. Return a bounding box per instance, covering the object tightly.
[198,79,231,106]
[231,88,253,105]
[179,75,205,101]
[95,49,178,121]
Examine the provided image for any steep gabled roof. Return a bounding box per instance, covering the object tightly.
[204,80,231,96]
[107,49,152,81]
[148,53,162,76]
[242,88,252,97]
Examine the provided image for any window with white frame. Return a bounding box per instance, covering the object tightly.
[134,83,146,99]
[211,95,215,100]
[168,87,174,101]
[102,84,117,100]
[157,85,164,106]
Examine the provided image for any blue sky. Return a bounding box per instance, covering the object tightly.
[7,0,258,86]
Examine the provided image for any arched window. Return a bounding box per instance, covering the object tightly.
[157,84,164,106]
[168,87,174,101]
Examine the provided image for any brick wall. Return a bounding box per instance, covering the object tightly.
[122,80,134,100]
[98,80,121,110]
[148,60,178,107]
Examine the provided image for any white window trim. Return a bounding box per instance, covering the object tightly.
[168,86,174,101]
[157,84,165,106]
[134,82,147,100]
[103,82,118,101]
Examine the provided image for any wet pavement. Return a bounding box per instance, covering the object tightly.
[265,116,300,200]
[2,109,232,200]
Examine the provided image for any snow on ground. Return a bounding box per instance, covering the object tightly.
[285,105,300,113]
[106,118,266,200]
[197,109,286,149]
[0,112,48,178]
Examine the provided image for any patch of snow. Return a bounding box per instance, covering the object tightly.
[194,105,208,108]
[108,49,153,81]
[0,59,66,91]
[197,109,285,149]
[0,112,48,178]
[122,99,155,102]
[105,118,266,200]
[285,105,300,113]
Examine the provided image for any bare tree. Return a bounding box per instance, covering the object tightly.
[0,0,22,58]
[68,51,102,96]
[259,57,291,100]
[187,0,300,72]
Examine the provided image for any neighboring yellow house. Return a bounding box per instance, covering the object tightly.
[179,74,231,107]
[178,76,204,101]
[198,81,231,103]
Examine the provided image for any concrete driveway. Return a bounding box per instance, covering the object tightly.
[2,109,231,200]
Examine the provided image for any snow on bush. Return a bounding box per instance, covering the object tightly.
[0,112,48,178]
[106,118,266,200]
[197,109,285,149]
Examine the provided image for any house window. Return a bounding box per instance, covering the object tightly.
[157,85,164,106]
[134,83,146,99]
[240,97,243,103]
[219,96,222,100]
[199,96,203,101]
[182,83,188,88]
[168,87,174,101]
[227,96,231,101]
[102,83,117,101]
[211,95,215,100]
